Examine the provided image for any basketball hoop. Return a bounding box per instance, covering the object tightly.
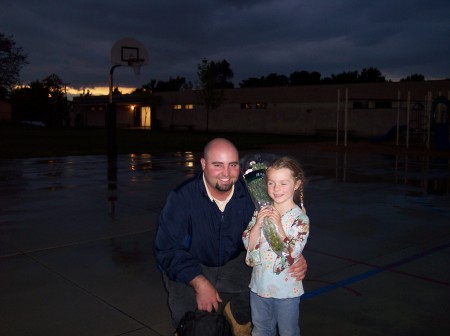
[128,58,144,75]
[111,38,149,77]
[109,38,149,103]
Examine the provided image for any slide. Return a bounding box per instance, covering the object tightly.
[371,125,406,143]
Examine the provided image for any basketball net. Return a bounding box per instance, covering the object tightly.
[128,58,144,75]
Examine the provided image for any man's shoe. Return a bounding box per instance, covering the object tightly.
[223,302,252,336]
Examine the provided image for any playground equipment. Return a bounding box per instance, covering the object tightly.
[337,88,450,151]
[431,96,450,150]
[397,94,449,150]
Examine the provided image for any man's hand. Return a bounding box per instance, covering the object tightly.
[190,275,222,312]
[288,254,307,281]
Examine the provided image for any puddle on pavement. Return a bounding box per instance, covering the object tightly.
[0,151,449,197]
[300,152,450,196]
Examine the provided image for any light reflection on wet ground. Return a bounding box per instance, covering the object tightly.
[1,151,448,196]
[0,149,449,335]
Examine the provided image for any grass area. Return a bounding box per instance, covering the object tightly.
[0,123,320,158]
[3,123,447,159]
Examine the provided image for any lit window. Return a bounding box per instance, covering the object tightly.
[256,103,267,109]
[173,104,182,110]
[185,104,194,110]
[241,103,252,109]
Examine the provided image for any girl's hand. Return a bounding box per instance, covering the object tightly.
[264,208,286,240]
[265,206,281,224]
[249,206,272,250]
[255,206,272,227]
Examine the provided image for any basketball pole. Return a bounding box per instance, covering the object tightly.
[107,64,122,159]
[109,64,123,104]
[106,64,123,215]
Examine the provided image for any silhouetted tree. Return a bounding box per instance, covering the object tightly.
[240,73,290,88]
[238,67,388,85]
[358,67,386,83]
[197,59,234,130]
[330,70,359,84]
[400,74,425,82]
[0,33,28,98]
[80,89,92,96]
[197,59,234,90]
[131,80,157,94]
[11,74,68,126]
[112,86,122,95]
[239,77,265,88]
[143,80,157,92]
[289,71,321,85]
[155,76,189,91]
[134,77,193,93]
[263,73,289,87]
[43,74,66,101]
[11,81,46,122]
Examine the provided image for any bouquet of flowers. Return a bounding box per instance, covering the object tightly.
[241,154,287,257]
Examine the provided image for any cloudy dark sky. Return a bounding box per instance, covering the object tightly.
[2,0,449,95]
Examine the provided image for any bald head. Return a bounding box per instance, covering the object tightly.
[203,138,239,161]
[201,138,240,199]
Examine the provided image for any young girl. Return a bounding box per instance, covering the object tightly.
[242,156,310,336]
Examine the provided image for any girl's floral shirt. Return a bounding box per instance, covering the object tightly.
[242,206,309,299]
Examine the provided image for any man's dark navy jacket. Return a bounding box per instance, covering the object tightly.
[154,172,255,284]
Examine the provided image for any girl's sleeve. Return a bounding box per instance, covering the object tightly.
[285,213,309,261]
[242,211,256,250]
[273,212,309,273]
[242,211,262,267]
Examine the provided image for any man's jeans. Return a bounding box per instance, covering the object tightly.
[163,251,252,327]
[250,291,301,336]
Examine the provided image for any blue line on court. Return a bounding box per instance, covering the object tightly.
[302,241,450,300]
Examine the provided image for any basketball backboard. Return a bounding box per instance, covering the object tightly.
[110,37,149,73]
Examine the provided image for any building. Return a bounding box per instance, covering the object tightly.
[72,94,154,128]
[73,80,450,144]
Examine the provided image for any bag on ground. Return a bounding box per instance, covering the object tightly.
[175,310,231,336]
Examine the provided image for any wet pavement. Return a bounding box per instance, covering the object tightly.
[1,148,449,336]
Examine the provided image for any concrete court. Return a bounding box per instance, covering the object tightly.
[1,147,449,336]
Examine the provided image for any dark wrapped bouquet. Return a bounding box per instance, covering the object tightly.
[241,154,287,257]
